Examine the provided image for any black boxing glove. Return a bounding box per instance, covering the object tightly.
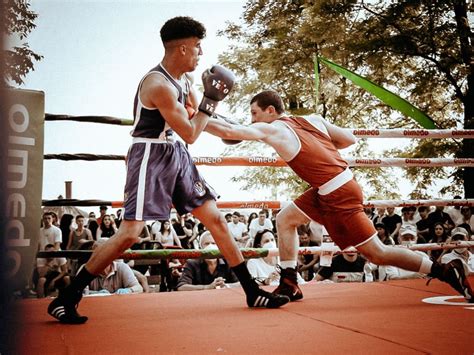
[198,65,235,116]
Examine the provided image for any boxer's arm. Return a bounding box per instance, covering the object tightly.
[205,118,276,141]
[186,80,199,110]
[142,76,210,144]
[320,118,356,149]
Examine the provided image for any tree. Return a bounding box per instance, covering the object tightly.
[218,0,472,199]
[3,0,42,85]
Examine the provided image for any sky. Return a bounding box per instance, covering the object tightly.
[17,0,444,216]
[21,0,261,213]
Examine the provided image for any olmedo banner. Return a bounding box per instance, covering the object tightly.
[5,89,44,291]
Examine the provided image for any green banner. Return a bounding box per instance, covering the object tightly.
[318,56,436,129]
[313,55,319,110]
[5,89,44,290]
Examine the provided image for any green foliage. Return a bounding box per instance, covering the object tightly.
[3,0,42,85]
[218,0,472,199]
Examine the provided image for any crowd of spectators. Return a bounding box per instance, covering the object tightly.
[33,201,474,298]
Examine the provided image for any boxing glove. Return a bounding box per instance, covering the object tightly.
[198,65,235,116]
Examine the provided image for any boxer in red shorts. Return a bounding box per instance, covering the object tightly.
[205,89,473,303]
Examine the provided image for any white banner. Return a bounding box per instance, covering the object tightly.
[351,128,474,139]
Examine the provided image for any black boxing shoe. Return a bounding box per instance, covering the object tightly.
[47,289,88,324]
[246,287,290,308]
[428,259,473,303]
[272,266,303,301]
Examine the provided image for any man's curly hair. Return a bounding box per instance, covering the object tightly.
[160,16,206,43]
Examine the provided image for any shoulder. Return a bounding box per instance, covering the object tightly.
[115,261,133,273]
[142,73,178,99]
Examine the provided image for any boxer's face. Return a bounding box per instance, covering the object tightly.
[250,102,273,123]
[181,37,202,71]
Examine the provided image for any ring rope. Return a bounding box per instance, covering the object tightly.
[41,198,474,209]
[44,114,474,139]
[43,154,474,167]
[37,241,474,260]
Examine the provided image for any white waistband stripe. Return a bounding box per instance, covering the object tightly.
[318,167,353,195]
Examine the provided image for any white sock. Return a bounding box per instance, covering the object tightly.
[280,260,297,269]
[418,257,433,274]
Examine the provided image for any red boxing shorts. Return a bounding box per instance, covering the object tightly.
[294,178,376,250]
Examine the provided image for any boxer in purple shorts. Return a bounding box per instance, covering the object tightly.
[48,16,289,324]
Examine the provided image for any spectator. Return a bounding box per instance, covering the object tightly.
[37,212,66,271]
[35,244,70,298]
[270,209,279,234]
[441,227,473,275]
[249,210,274,241]
[196,219,206,236]
[314,247,367,283]
[297,224,319,281]
[227,211,249,248]
[172,216,194,249]
[96,205,108,226]
[96,214,117,239]
[247,212,258,230]
[446,195,463,224]
[364,208,376,224]
[416,206,431,242]
[382,207,402,243]
[372,207,386,226]
[87,261,143,295]
[238,212,248,225]
[224,213,232,223]
[86,239,144,295]
[39,212,62,251]
[177,231,239,291]
[401,207,417,228]
[182,213,199,248]
[374,222,395,245]
[167,259,184,291]
[50,211,60,227]
[458,206,474,232]
[150,220,162,240]
[67,215,93,250]
[427,206,455,232]
[59,213,74,250]
[153,220,181,292]
[307,220,326,245]
[428,222,449,261]
[115,209,123,228]
[87,212,99,240]
[379,225,429,280]
[183,213,196,230]
[246,230,280,285]
[155,220,182,247]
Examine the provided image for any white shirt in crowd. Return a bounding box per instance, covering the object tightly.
[249,218,273,239]
[446,207,462,225]
[39,225,62,250]
[227,221,247,241]
[37,225,65,267]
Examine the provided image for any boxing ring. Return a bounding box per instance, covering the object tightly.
[16,276,474,354]
[30,113,474,353]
